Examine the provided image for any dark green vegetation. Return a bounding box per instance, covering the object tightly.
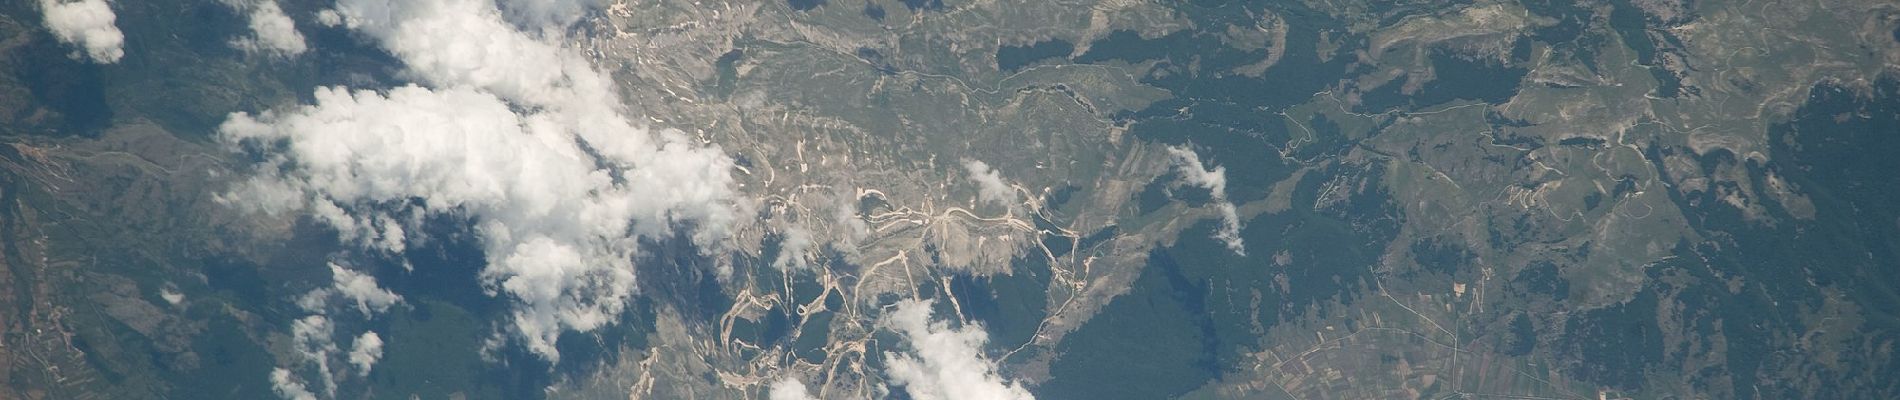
[952,255,1051,353]
[1614,74,1900,397]
[1041,248,1221,399]
[372,300,506,399]
[1029,0,1900,397]
[995,39,1073,72]
[789,0,825,12]
[1047,161,1400,398]
[1076,3,1353,201]
[1358,49,1530,111]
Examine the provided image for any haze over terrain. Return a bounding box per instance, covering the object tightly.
[0,0,1897,399]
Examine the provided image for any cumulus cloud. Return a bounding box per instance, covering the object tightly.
[270,368,320,400]
[347,332,384,376]
[288,315,339,396]
[769,377,817,400]
[222,0,742,362]
[328,263,401,315]
[772,226,813,271]
[831,193,871,254]
[881,299,1035,400]
[159,286,185,306]
[222,0,308,56]
[275,280,393,399]
[38,0,123,63]
[1166,146,1245,256]
[325,0,744,240]
[961,159,1014,207]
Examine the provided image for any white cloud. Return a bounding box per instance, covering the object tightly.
[277,278,392,400]
[769,377,817,400]
[881,299,1034,400]
[961,159,1014,206]
[223,0,307,56]
[159,286,185,306]
[1166,146,1245,256]
[329,263,401,316]
[315,9,342,26]
[830,192,870,256]
[38,0,123,63]
[270,368,320,400]
[221,0,743,362]
[1210,201,1243,255]
[347,332,384,376]
[288,315,338,397]
[771,225,814,271]
[295,287,330,312]
[324,0,746,240]
[1166,146,1227,196]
